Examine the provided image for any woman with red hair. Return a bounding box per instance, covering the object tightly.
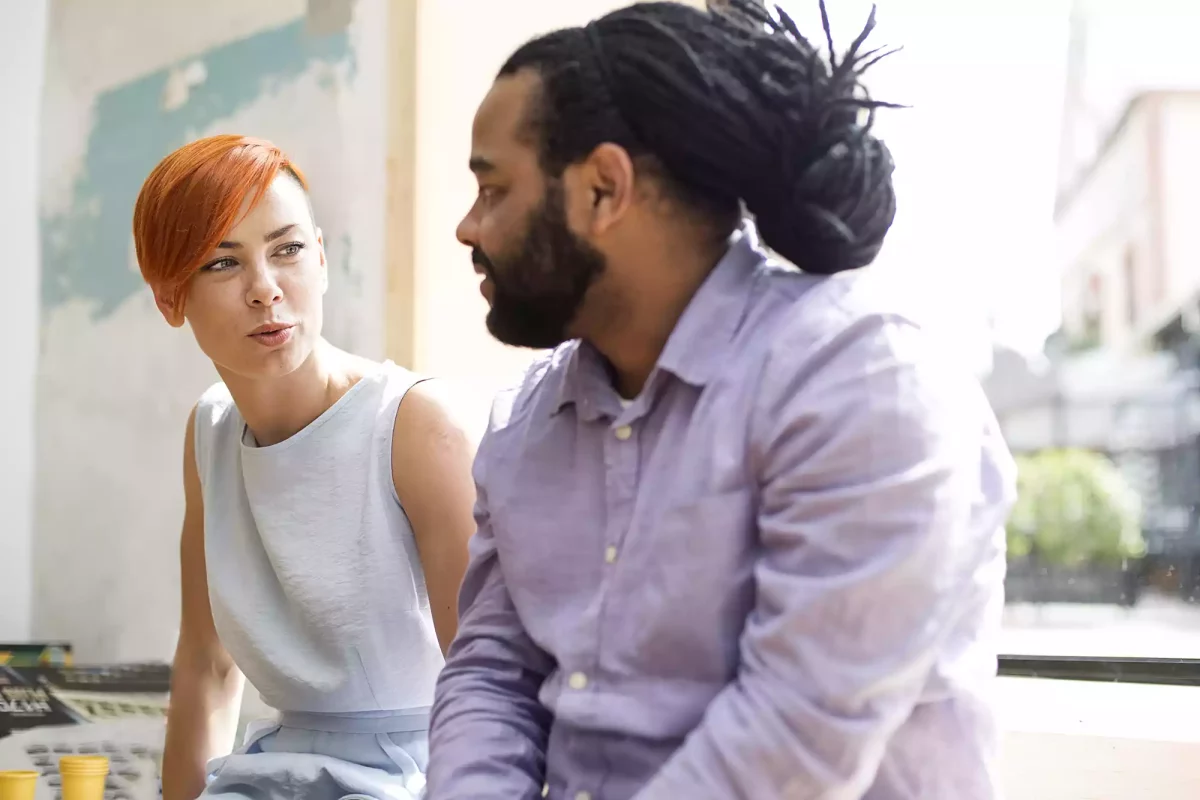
[133,134,476,800]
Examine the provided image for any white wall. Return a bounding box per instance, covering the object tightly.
[0,0,48,642]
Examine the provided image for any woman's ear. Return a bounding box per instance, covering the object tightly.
[154,287,186,328]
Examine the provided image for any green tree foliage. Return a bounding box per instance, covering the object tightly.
[1007,449,1145,566]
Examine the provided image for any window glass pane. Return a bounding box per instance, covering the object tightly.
[781,0,1200,660]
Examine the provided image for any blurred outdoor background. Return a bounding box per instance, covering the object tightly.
[5,0,1200,667]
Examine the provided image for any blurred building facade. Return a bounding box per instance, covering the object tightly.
[984,1,1200,597]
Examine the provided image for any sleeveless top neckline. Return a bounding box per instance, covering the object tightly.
[239,361,390,453]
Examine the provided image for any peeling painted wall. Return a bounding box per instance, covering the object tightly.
[35,0,388,662]
[41,21,354,319]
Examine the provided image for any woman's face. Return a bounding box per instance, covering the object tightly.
[171,175,327,380]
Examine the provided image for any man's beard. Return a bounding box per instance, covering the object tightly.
[474,183,606,350]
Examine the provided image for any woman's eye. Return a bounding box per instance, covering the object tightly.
[279,242,304,257]
[202,258,237,272]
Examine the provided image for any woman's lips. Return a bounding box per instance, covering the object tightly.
[249,325,294,347]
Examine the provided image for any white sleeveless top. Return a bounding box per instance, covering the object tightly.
[193,362,444,722]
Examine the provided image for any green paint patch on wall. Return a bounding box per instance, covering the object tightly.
[41,20,352,319]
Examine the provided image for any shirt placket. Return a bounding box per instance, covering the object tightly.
[565,412,641,800]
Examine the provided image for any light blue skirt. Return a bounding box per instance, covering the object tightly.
[201,711,428,800]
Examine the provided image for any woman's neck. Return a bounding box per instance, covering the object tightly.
[218,339,371,447]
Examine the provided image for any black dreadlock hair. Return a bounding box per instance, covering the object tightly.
[498,0,903,275]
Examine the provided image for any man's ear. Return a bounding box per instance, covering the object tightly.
[154,288,186,328]
[316,227,329,295]
[572,142,637,237]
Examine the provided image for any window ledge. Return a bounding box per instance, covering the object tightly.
[999,677,1200,797]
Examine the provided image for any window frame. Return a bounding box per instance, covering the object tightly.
[998,654,1200,686]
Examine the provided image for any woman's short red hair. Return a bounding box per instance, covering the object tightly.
[133,134,308,315]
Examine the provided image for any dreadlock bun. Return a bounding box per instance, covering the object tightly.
[726,2,899,274]
[745,126,897,276]
[500,0,902,275]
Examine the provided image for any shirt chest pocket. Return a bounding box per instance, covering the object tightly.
[625,488,759,678]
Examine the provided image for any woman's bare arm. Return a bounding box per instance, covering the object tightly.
[161,406,244,800]
[391,381,479,655]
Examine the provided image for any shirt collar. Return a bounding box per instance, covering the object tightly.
[553,223,765,418]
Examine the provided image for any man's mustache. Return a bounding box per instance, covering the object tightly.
[472,247,494,275]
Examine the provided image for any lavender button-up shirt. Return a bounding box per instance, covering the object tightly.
[427,227,1016,800]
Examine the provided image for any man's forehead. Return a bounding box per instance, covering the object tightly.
[472,70,541,153]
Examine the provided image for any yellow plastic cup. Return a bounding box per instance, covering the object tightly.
[58,755,108,800]
[0,771,38,800]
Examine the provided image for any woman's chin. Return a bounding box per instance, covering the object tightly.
[210,339,315,383]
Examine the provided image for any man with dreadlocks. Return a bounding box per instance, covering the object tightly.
[427,2,1014,798]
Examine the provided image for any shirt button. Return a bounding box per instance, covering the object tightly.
[575,792,592,800]
[614,424,632,440]
[604,545,618,564]
[568,671,589,690]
